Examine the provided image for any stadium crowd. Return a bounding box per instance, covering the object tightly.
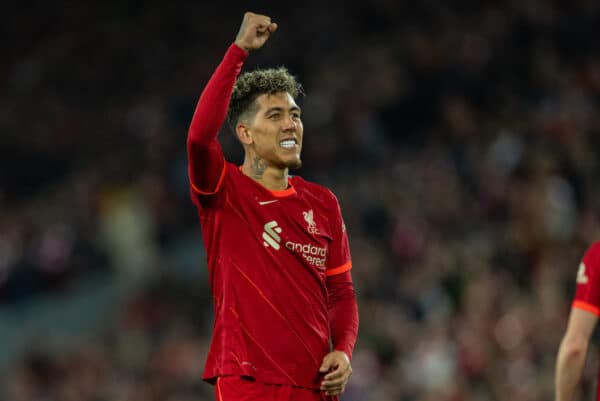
[2,1,600,400]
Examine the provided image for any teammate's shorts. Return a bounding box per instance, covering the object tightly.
[215,376,340,401]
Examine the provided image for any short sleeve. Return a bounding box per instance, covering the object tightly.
[326,192,352,276]
[573,242,600,316]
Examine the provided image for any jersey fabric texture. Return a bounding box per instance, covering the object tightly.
[573,242,600,316]
[572,241,600,401]
[191,162,351,388]
[215,376,339,401]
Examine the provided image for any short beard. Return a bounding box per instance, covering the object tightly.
[276,156,302,170]
[287,158,302,170]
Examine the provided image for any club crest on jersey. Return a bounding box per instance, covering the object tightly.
[303,209,319,234]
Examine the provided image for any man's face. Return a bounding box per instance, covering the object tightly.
[244,91,303,169]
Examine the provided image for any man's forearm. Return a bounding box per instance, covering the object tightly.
[327,271,359,359]
[187,44,248,147]
[555,338,587,401]
[187,44,248,192]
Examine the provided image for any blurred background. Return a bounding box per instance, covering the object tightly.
[2,1,600,400]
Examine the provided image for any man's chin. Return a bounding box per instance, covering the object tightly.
[287,158,302,170]
[279,158,302,170]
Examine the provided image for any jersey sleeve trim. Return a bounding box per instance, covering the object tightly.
[572,300,600,317]
[326,261,352,276]
[216,377,224,401]
[190,159,227,195]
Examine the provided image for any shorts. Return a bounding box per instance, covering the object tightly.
[215,376,339,401]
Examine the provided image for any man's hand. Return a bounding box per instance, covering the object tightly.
[234,12,278,52]
[319,351,352,396]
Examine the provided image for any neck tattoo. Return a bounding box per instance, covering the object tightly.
[251,157,267,178]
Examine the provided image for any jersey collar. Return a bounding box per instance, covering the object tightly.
[238,166,297,198]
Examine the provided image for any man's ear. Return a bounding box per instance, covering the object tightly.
[236,123,253,145]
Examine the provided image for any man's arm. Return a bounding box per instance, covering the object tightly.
[320,271,359,396]
[319,194,358,396]
[327,271,359,358]
[187,12,277,195]
[555,307,598,401]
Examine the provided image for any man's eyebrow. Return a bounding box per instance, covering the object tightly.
[264,106,302,114]
[264,107,283,114]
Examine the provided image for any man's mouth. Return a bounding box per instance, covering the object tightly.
[279,138,298,149]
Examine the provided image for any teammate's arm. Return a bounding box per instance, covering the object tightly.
[555,308,597,401]
[187,12,277,195]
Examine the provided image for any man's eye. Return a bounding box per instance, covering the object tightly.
[269,114,280,119]
[292,113,301,119]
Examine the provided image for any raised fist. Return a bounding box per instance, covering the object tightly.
[234,12,278,52]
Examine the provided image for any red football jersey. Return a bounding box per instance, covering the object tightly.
[573,242,600,316]
[191,162,352,389]
[572,242,600,401]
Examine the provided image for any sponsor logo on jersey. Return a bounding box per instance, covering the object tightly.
[258,200,279,205]
[262,221,282,250]
[285,241,327,267]
[261,219,327,267]
[577,262,589,284]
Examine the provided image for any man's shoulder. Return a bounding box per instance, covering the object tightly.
[291,175,339,204]
[223,162,250,182]
[584,241,600,262]
[225,161,241,171]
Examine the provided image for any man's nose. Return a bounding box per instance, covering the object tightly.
[282,115,297,130]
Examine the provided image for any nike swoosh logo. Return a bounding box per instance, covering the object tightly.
[258,200,279,205]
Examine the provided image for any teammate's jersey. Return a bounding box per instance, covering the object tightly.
[573,241,600,316]
[191,162,352,389]
[572,241,600,401]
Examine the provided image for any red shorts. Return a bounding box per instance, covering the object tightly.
[215,376,339,401]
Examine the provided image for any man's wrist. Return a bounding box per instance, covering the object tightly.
[233,42,250,53]
[334,349,351,363]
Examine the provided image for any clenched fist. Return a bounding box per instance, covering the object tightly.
[234,12,278,52]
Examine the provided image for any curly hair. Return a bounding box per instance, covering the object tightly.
[227,67,304,128]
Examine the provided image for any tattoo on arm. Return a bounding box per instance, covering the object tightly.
[251,157,267,178]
